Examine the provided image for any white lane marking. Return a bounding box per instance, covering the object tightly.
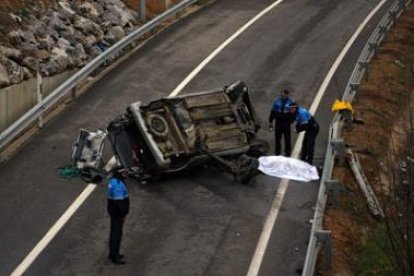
[13,0,386,273]
[11,155,118,276]
[246,1,388,275]
[11,184,97,276]
[10,0,287,274]
[169,0,286,97]
[309,0,388,115]
[104,156,118,172]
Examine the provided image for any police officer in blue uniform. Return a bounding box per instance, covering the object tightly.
[289,104,319,164]
[107,167,130,264]
[268,89,296,156]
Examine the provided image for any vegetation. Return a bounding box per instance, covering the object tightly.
[324,4,414,275]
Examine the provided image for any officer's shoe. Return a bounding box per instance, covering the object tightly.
[109,253,124,259]
[110,257,126,265]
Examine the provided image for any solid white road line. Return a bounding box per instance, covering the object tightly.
[309,0,388,115]
[11,155,118,276]
[246,1,388,276]
[10,184,97,276]
[169,0,286,97]
[10,1,287,275]
[13,0,386,274]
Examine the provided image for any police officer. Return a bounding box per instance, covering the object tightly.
[289,104,319,165]
[107,167,130,264]
[268,89,295,156]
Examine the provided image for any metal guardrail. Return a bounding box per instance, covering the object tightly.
[0,0,201,151]
[301,0,411,275]
[0,0,410,272]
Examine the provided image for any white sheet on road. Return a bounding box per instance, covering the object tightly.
[258,156,320,182]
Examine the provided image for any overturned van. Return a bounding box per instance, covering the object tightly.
[72,81,268,183]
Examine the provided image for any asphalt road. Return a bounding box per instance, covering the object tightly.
[0,0,392,275]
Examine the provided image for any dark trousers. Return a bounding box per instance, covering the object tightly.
[301,122,319,165]
[274,121,292,156]
[109,216,125,259]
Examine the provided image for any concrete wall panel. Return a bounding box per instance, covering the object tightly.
[0,70,76,133]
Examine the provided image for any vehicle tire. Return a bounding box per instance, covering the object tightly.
[79,167,106,183]
[247,139,269,157]
[235,154,259,184]
[147,114,169,137]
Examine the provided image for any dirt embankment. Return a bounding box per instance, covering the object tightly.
[323,4,414,275]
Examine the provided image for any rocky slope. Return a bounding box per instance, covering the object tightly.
[0,0,138,87]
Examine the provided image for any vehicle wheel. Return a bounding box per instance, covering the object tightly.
[79,167,106,183]
[247,139,269,157]
[235,154,259,184]
[147,114,169,137]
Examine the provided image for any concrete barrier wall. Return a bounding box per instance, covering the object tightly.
[0,70,76,133]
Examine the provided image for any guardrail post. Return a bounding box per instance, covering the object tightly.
[378,25,388,42]
[140,0,146,22]
[331,138,346,166]
[325,180,346,207]
[388,10,397,23]
[368,42,379,57]
[358,61,369,81]
[339,109,353,131]
[36,71,43,128]
[315,230,332,268]
[71,86,77,99]
[398,0,406,10]
[349,83,360,103]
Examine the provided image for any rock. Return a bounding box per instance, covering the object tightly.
[33,50,50,61]
[103,32,117,45]
[0,62,10,87]
[71,42,87,67]
[101,11,122,27]
[46,12,67,31]
[9,30,23,47]
[58,1,76,15]
[58,25,76,43]
[57,37,71,51]
[111,4,137,26]
[21,30,38,45]
[108,0,128,9]
[0,0,140,87]
[0,54,25,84]
[22,66,33,80]
[50,47,68,73]
[74,15,103,37]
[108,26,125,41]
[9,13,22,24]
[39,62,49,76]
[79,2,100,19]
[22,56,39,72]
[81,35,97,51]
[20,42,38,57]
[40,59,60,76]
[38,35,55,51]
[0,46,21,61]
[92,1,105,12]
[28,17,47,38]
[87,46,103,58]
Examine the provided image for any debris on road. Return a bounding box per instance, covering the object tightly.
[346,149,384,218]
[71,81,269,184]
